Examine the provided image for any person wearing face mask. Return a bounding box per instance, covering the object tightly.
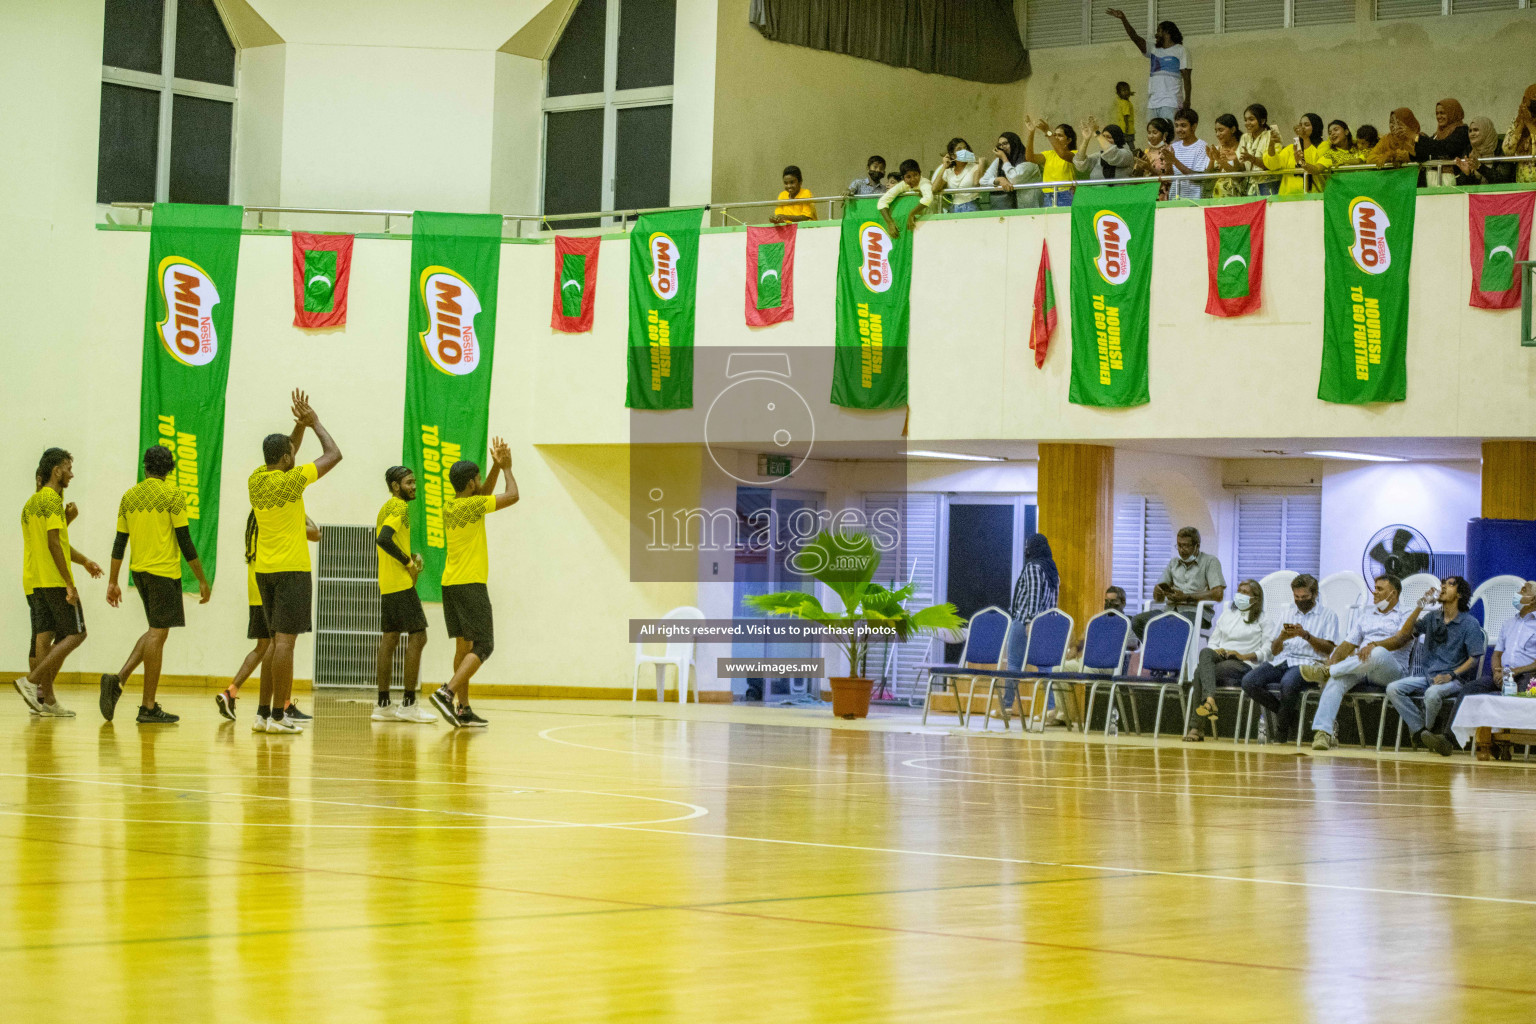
[932,138,985,213]
[1302,574,1419,751]
[1383,576,1485,756]
[1184,580,1269,742]
[1130,526,1225,640]
[1240,574,1339,744]
[1062,587,1138,672]
[1490,580,1536,687]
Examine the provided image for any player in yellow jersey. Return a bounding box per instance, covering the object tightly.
[22,467,78,715]
[100,445,212,724]
[14,448,103,716]
[428,437,518,729]
[247,390,341,734]
[372,466,435,722]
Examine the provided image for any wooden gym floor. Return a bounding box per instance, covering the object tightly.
[4,688,1536,1023]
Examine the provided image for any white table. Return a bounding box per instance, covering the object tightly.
[1450,694,1536,758]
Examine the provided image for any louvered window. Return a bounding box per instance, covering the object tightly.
[1026,0,1088,48]
[1234,492,1321,581]
[1450,0,1519,12]
[1293,0,1356,26]
[1222,0,1286,31]
[863,493,941,704]
[1375,0,1445,20]
[1155,0,1217,35]
[1113,496,1176,614]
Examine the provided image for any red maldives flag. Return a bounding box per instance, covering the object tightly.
[745,224,795,326]
[550,234,601,332]
[1204,201,1265,317]
[291,231,353,328]
[1028,241,1056,368]
[1468,191,1534,309]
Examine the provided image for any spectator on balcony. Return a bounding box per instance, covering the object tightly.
[1505,84,1536,184]
[1455,117,1514,186]
[1326,120,1365,169]
[1419,98,1472,185]
[1129,526,1225,640]
[886,171,902,189]
[877,159,932,237]
[1302,574,1419,751]
[1241,574,1338,744]
[1265,113,1332,194]
[932,138,985,213]
[1112,81,1137,148]
[770,166,815,224]
[1184,579,1269,742]
[1107,10,1190,123]
[1073,121,1136,182]
[1383,576,1484,756]
[1134,117,1174,200]
[979,131,1042,210]
[1236,105,1281,196]
[1166,108,1209,200]
[1355,124,1380,155]
[1370,108,1421,169]
[847,155,887,198]
[1001,532,1060,717]
[1207,113,1244,197]
[1026,119,1078,207]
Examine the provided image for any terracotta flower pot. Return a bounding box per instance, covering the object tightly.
[827,676,873,719]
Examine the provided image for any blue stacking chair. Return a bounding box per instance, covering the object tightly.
[1079,610,1132,732]
[994,609,1074,732]
[922,606,1010,727]
[1106,611,1193,737]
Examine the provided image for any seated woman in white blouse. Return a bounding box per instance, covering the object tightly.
[1186,579,1270,742]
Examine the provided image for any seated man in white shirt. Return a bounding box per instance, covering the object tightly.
[877,159,933,238]
[1240,574,1338,743]
[1303,574,1423,750]
[1185,579,1271,742]
[1490,579,1536,688]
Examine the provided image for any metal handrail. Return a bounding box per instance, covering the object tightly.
[106,155,1535,235]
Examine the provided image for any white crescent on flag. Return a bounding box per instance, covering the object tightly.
[562,278,583,292]
[307,273,332,291]
[760,268,780,284]
[1222,254,1247,272]
[1488,244,1515,262]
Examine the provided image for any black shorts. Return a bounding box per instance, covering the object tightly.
[133,570,185,629]
[28,587,85,639]
[254,571,312,636]
[442,582,493,647]
[381,588,428,635]
[248,604,272,641]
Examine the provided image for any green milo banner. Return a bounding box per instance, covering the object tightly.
[403,211,502,600]
[1069,181,1158,408]
[832,196,913,409]
[626,208,702,410]
[1319,168,1417,404]
[138,202,244,591]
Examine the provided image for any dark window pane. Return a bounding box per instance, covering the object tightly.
[174,0,235,86]
[616,0,674,90]
[547,0,607,97]
[97,82,160,204]
[543,108,606,228]
[103,0,165,74]
[614,104,671,211]
[169,93,232,204]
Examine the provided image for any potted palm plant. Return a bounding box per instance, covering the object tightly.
[744,530,963,719]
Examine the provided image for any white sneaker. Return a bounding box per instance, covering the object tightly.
[14,676,44,713]
[266,716,301,734]
[370,702,401,722]
[39,701,76,718]
[251,715,269,733]
[396,701,437,724]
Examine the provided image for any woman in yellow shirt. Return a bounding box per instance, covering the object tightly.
[770,166,815,223]
[1025,118,1078,207]
[1263,113,1332,194]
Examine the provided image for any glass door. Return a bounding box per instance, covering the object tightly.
[732,486,825,701]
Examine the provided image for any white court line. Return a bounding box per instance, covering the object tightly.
[0,772,708,830]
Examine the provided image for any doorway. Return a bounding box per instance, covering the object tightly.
[941,495,1034,661]
[732,486,826,701]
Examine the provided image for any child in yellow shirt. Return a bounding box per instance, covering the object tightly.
[1112,82,1136,149]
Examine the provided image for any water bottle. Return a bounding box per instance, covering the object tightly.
[1503,667,1517,697]
[1256,713,1270,745]
[1108,706,1120,737]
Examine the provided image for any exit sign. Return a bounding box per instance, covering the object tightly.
[757,454,793,477]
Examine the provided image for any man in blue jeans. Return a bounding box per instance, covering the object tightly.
[1302,574,1420,750]
[1384,576,1484,756]
[1241,574,1338,742]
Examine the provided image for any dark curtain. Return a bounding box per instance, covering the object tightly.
[749,0,1030,84]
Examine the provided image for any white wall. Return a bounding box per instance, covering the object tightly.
[670,0,718,206]
[1319,461,1481,578]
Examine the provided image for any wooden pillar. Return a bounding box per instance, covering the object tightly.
[1037,444,1114,639]
[1482,440,1536,520]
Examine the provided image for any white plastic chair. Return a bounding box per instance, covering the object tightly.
[1471,574,1526,644]
[632,606,704,703]
[1399,572,1440,610]
[1258,570,1298,620]
[1318,571,1369,635]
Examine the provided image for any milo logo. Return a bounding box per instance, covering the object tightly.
[648,232,679,300]
[858,221,893,293]
[1349,198,1391,275]
[1093,212,1131,286]
[417,265,483,376]
[156,256,220,367]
